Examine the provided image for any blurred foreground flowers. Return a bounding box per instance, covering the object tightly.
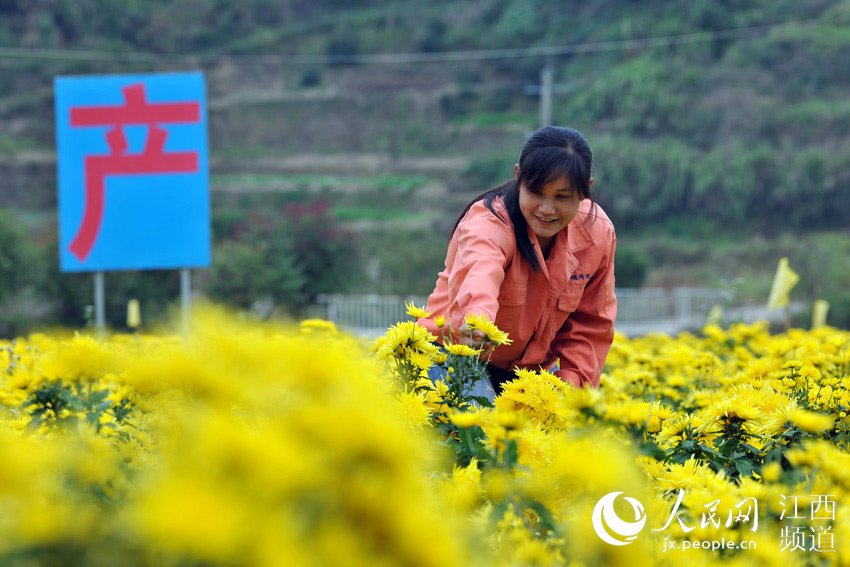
[2,308,850,566]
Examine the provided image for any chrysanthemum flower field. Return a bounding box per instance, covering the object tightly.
[2,306,849,567]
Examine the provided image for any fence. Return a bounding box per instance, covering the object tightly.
[306,287,735,336]
[615,287,734,324]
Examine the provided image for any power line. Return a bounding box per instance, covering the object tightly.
[0,18,817,66]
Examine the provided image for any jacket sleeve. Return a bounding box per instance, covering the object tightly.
[552,228,617,388]
[445,210,515,331]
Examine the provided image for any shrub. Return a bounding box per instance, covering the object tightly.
[205,198,363,311]
[615,246,651,288]
[0,210,29,303]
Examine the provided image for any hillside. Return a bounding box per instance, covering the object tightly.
[2,0,850,332]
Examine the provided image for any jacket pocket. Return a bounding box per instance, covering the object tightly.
[495,282,526,333]
[549,289,583,335]
[557,288,583,315]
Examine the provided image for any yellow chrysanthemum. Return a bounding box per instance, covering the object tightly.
[38,333,117,383]
[397,390,432,430]
[464,313,512,346]
[404,301,433,319]
[699,391,765,435]
[789,408,835,433]
[443,343,482,357]
[655,458,704,493]
[439,458,483,512]
[371,321,439,362]
[407,351,434,371]
[761,461,782,483]
[449,410,485,429]
[4,304,850,567]
[299,318,339,334]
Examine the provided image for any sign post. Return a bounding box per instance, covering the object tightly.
[181,268,191,342]
[94,271,105,332]
[55,72,211,335]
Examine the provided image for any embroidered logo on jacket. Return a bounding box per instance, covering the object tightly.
[570,273,591,281]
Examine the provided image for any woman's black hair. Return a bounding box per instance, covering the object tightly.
[450,126,595,272]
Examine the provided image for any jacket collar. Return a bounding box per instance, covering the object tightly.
[567,204,596,254]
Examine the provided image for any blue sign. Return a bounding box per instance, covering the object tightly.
[55,72,210,272]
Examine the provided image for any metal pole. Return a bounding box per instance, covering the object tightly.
[94,271,105,334]
[540,65,554,128]
[181,268,191,342]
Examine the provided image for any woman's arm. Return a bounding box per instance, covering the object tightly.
[550,229,617,388]
[442,206,515,335]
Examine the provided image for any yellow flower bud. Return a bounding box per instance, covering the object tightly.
[647,415,662,433]
[494,411,524,430]
[762,461,781,483]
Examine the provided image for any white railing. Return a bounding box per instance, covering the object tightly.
[615,287,734,323]
[307,287,735,335]
[305,293,427,331]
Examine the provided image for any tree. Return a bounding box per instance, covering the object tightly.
[204,198,363,313]
[0,210,28,303]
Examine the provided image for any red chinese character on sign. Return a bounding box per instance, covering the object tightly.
[68,83,200,261]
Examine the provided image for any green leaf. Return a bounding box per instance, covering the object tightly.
[503,438,520,467]
[698,444,724,459]
[469,395,493,408]
[85,412,100,428]
[732,457,755,478]
[640,441,667,460]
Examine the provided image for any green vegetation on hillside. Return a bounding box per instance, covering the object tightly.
[2,0,850,333]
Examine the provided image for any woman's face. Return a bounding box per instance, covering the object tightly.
[517,171,590,248]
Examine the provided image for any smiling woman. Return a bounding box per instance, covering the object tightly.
[518,172,589,257]
[417,126,617,398]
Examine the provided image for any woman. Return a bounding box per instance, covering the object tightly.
[418,126,616,397]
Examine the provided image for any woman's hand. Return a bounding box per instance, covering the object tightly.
[456,323,493,352]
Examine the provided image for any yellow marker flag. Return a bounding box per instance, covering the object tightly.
[706,304,723,326]
[812,300,830,329]
[766,257,799,311]
[127,299,141,329]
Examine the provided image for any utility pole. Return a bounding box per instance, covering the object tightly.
[539,65,553,128]
[525,66,581,129]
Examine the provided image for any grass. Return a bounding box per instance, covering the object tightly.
[451,111,536,128]
[0,136,47,155]
[630,229,850,304]
[331,207,418,222]
[211,173,431,194]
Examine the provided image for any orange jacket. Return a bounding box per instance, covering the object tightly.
[418,196,617,388]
